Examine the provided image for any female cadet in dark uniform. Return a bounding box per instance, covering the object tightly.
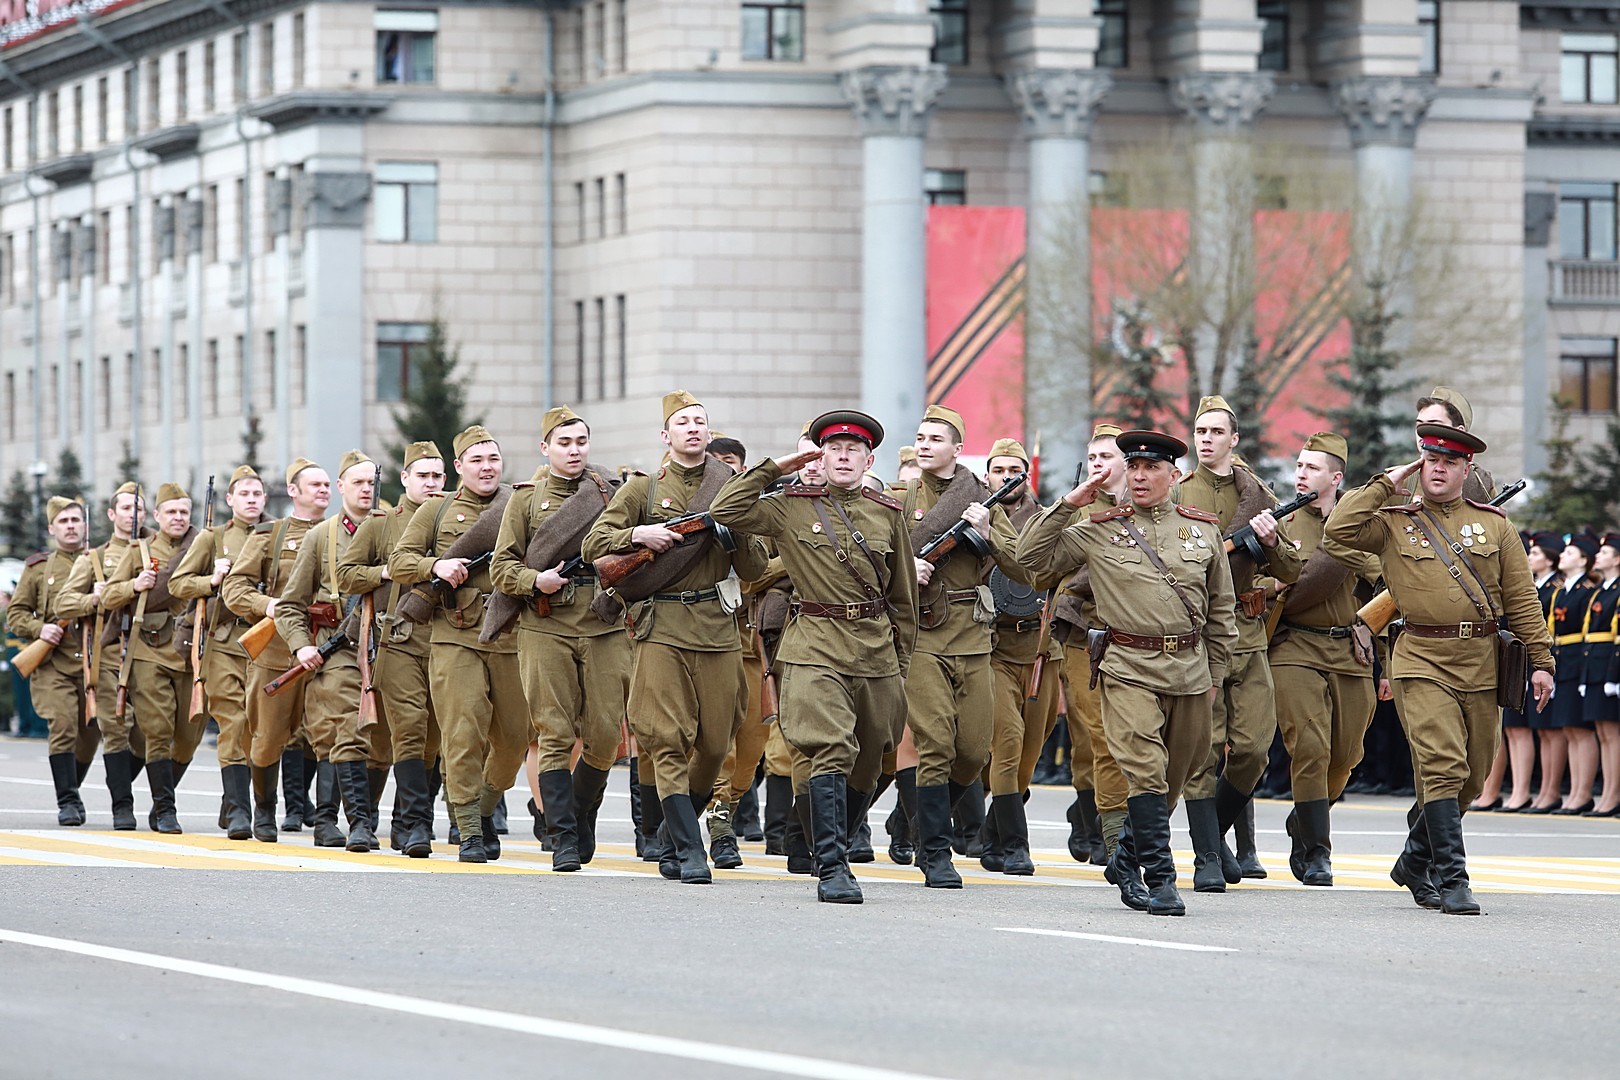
[1580,533,1620,815]
[1530,535,1596,812]
[1481,532,1562,811]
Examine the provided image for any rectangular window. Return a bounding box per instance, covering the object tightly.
[741,2,804,62]
[206,339,219,416]
[96,78,108,145]
[1418,1,1440,76]
[259,21,276,96]
[204,41,216,112]
[614,172,627,234]
[264,169,277,252]
[1255,174,1288,210]
[2,233,12,303]
[148,348,161,423]
[232,32,246,104]
[72,361,83,433]
[574,300,586,400]
[594,296,606,400]
[595,176,606,239]
[234,335,245,407]
[150,197,164,275]
[931,1,968,66]
[293,14,306,89]
[98,210,111,284]
[177,344,189,420]
[614,293,627,397]
[376,10,438,84]
[71,84,83,152]
[146,58,160,129]
[123,66,137,137]
[592,2,606,78]
[1089,170,1128,207]
[374,161,438,243]
[924,168,966,206]
[46,91,58,158]
[99,357,111,428]
[1563,32,1619,104]
[1560,337,1618,413]
[613,0,628,73]
[375,321,432,402]
[47,364,58,437]
[573,11,586,82]
[204,184,219,263]
[3,107,11,171]
[295,324,307,404]
[1257,1,1288,72]
[125,206,137,281]
[264,329,277,408]
[1559,182,1617,261]
[290,163,306,242]
[575,181,587,242]
[234,178,246,259]
[1095,0,1127,69]
[176,50,189,121]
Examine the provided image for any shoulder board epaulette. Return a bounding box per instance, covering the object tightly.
[863,488,902,511]
[784,484,827,497]
[1090,505,1134,523]
[1176,505,1220,524]
[513,481,536,490]
[1465,499,1506,517]
[1386,504,1420,516]
[254,520,277,534]
[369,508,388,518]
[24,551,48,567]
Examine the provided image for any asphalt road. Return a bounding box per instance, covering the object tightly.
[2,736,1618,1080]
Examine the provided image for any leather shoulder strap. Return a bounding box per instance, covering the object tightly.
[1117,518,1201,632]
[1412,510,1498,621]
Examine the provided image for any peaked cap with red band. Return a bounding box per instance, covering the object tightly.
[809,409,884,450]
[1116,429,1187,464]
[1416,422,1486,458]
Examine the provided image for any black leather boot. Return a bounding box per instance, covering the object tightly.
[660,794,712,884]
[992,793,1036,876]
[1066,793,1091,863]
[888,766,917,865]
[1425,798,1481,915]
[915,784,963,888]
[537,769,582,871]
[735,773,764,841]
[311,762,346,848]
[785,795,815,874]
[455,807,486,863]
[426,762,443,840]
[1185,798,1226,893]
[146,759,182,834]
[572,762,612,864]
[1128,793,1184,916]
[526,798,550,847]
[953,780,986,857]
[392,759,432,858]
[763,773,792,855]
[639,783,667,863]
[250,762,279,843]
[337,762,377,853]
[220,765,253,841]
[976,811,1003,872]
[810,773,861,904]
[1084,792,1108,865]
[301,756,319,827]
[172,760,190,787]
[1288,799,1333,886]
[49,753,85,826]
[480,812,502,860]
[76,757,93,786]
[1105,820,1151,911]
[367,767,388,849]
[706,799,743,870]
[491,796,509,835]
[105,751,137,831]
[846,786,874,864]
[626,757,642,853]
[1236,799,1266,879]
[1390,801,1443,910]
[1213,776,1249,884]
[279,750,305,832]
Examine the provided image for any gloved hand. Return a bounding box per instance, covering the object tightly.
[1579,684,1587,697]
[1606,682,1620,698]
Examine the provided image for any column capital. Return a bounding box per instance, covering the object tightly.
[840,65,947,138]
[300,171,373,229]
[1334,76,1437,149]
[1005,68,1112,140]
[1169,71,1275,135]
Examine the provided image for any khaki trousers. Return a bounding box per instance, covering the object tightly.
[1274,664,1377,803]
[1185,648,1276,800]
[248,660,309,768]
[988,654,1063,796]
[717,652,772,802]
[778,662,905,792]
[518,629,630,774]
[627,641,746,803]
[377,647,440,766]
[204,648,252,766]
[1393,678,1500,806]
[35,664,100,763]
[431,644,529,816]
[132,660,203,764]
[1062,643,1128,813]
[905,651,993,788]
[303,651,368,764]
[1098,674,1212,810]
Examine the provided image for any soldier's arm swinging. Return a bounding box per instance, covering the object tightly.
[710,459,792,539]
[168,528,219,600]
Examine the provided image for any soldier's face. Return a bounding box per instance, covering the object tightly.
[456,442,504,496]
[1087,438,1122,490]
[896,463,921,483]
[1294,451,1343,499]
[402,459,446,503]
[913,422,961,476]
[49,508,85,548]
[543,422,591,478]
[1527,546,1554,575]
[1193,411,1238,466]
[822,436,872,489]
[227,479,266,522]
[1418,450,1468,502]
[289,469,332,514]
[1126,459,1174,507]
[986,456,1027,493]
[662,407,709,462]
[1559,545,1588,576]
[157,499,191,538]
[111,494,145,537]
[1414,403,1459,449]
[340,463,378,516]
[797,437,827,485]
[1598,545,1620,574]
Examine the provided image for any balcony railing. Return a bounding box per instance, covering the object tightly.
[1551,259,1620,304]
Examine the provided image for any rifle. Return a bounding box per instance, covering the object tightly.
[395,550,494,623]
[593,511,721,591]
[1224,489,1319,564]
[534,555,586,618]
[357,591,379,729]
[115,487,151,722]
[14,619,72,679]
[263,596,362,697]
[1357,477,1529,634]
[239,613,279,659]
[917,474,1027,564]
[82,622,97,725]
[187,474,215,720]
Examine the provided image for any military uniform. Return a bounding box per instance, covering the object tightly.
[1580,548,1620,728]
[710,410,919,903]
[491,432,628,871]
[1327,425,1554,914]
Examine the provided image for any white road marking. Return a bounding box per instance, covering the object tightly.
[996,927,1237,953]
[0,928,950,1080]
[0,845,155,869]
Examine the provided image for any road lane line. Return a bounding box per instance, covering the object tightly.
[0,928,950,1080]
[996,927,1237,953]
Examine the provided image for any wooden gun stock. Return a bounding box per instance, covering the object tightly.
[593,513,713,590]
[761,670,780,725]
[83,624,97,726]
[357,594,378,730]
[263,659,318,697]
[1025,653,1047,703]
[1356,590,1400,635]
[239,615,278,659]
[13,620,71,679]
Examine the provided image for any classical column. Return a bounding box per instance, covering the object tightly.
[76,219,98,493]
[1170,71,1275,401]
[270,174,293,471]
[184,196,205,486]
[299,171,370,475]
[53,227,72,456]
[1522,190,1557,479]
[1334,76,1436,276]
[1006,68,1111,493]
[155,201,178,482]
[841,65,947,448]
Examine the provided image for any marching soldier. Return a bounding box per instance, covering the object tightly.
[1178,395,1301,892]
[223,459,328,843]
[389,425,528,863]
[56,482,147,829]
[711,409,918,903]
[1018,431,1238,916]
[1326,424,1554,914]
[170,465,268,840]
[275,451,384,853]
[582,391,768,885]
[336,441,447,857]
[491,406,627,871]
[8,497,95,826]
[1268,434,1381,885]
[101,483,201,834]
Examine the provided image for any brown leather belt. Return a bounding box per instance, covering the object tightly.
[1401,620,1498,639]
[1281,620,1353,640]
[1107,628,1201,653]
[944,589,979,603]
[997,616,1043,633]
[796,599,888,620]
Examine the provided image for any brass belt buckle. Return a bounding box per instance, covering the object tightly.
[846,603,861,620]
[1163,635,1179,654]
[1459,622,1474,640]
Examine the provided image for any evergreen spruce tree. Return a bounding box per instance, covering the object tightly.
[1109,307,1173,432]
[1314,278,1418,487]
[1581,415,1620,527]
[53,447,86,502]
[0,470,40,556]
[383,316,481,503]
[1530,404,1612,533]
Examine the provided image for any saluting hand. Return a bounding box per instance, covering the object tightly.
[1063,463,1115,509]
[1385,459,1422,487]
[1532,670,1555,713]
[774,448,823,475]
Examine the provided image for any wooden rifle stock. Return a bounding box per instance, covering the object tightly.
[357,593,378,730]
[115,533,156,721]
[82,624,97,726]
[761,670,780,724]
[187,474,216,720]
[239,615,278,659]
[13,620,71,679]
[593,512,713,590]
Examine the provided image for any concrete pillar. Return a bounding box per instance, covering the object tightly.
[299,170,370,476]
[1005,68,1111,492]
[841,65,946,449]
[52,226,72,456]
[155,201,177,482]
[271,175,293,471]
[1334,76,1436,279]
[1522,189,1556,479]
[76,219,97,493]
[184,195,205,490]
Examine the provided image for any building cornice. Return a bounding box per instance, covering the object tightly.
[245,90,394,130]
[1522,4,1620,30]
[133,122,201,160]
[1528,113,1620,145]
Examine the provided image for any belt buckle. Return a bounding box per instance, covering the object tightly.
[1163,635,1179,654]
[1459,622,1474,640]
[845,603,861,620]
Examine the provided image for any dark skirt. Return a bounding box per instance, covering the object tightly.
[1545,684,1589,730]
[1582,683,1619,726]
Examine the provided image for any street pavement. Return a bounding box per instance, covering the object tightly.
[2,735,1618,1079]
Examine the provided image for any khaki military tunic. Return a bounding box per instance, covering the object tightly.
[711,460,919,792]
[390,487,527,831]
[56,537,141,757]
[222,516,316,768]
[8,548,97,761]
[1327,473,1555,805]
[103,532,201,764]
[1017,498,1238,803]
[582,458,768,803]
[170,516,259,766]
[492,469,630,775]
[337,497,440,767]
